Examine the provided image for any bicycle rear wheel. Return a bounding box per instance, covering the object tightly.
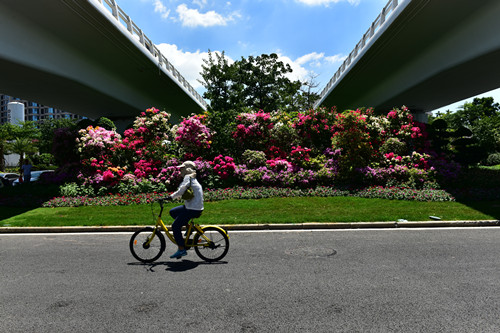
[193,226,229,262]
[129,227,166,263]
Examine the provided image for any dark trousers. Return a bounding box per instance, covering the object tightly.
[169,205,202,247]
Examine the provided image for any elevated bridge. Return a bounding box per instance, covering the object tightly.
[0,0,207,124]
[315,0,500,118]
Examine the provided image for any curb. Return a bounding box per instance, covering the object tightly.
[0,220,499,233]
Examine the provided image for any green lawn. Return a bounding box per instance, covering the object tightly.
[1,196,498,227]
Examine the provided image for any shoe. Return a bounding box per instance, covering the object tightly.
[170,249,187,259]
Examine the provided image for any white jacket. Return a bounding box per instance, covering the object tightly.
[170,175,204,211]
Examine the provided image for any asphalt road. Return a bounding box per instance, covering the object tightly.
[1,228,500,332]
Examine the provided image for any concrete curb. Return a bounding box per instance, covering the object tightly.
[0,220,499,233]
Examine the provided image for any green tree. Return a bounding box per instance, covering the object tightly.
[0,123,17,171]
[6,137,38,168]
[1,121,40,169]
[39,118,77,154]
[236,53,302,112]
[199,50,242,113]
[298,72,321,110]
[432,97,500,164]
[199,52,305,113]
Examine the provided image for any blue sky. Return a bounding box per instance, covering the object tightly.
[112,0,500,113]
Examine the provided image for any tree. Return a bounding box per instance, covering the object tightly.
[199,50,242,113]
[236,53,302,112]
[199,52,304,113]
[0,123,17,171]
[431,97,500,165]
[39,118,77,154]
[6,137,38,168]
[1,121,40,170]
[297,72,321,110]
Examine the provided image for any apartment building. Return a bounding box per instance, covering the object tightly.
[0,94,85,124]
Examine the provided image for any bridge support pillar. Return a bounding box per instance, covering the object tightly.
[411,110,429,123]
[110,117,136,134]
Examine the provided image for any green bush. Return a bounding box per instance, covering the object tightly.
[31,153,54,166]
[485,153,500,166]
[77,119,95,130]
[242,150,267,168]
[96,117,117,131]
[59,183,95,197]
[380,138,407,155]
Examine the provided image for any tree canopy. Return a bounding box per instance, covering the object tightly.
[199,51,317,113]
[430,97,500,165]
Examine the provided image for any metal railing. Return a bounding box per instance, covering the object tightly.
[314,0,402,108]
[93,0,208,109]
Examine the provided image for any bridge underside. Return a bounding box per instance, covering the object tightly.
[319,0,500,114]
[0,0,204,123]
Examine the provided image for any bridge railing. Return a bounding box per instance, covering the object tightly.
[94,0,208,109]
[315,0,401,108]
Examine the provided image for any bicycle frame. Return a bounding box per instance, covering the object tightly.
[144,200,228,248]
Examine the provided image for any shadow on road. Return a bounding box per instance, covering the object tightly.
[128,259,228,272]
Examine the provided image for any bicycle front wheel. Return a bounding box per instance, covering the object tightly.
[193,226,229,262]
[129,227,166,263]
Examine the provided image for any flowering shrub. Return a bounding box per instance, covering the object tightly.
[52,127,79,166]
[380,137,407,155]
[49,104,468,198]
[174,114,213,159]
[242,150,267,168]
[269,111,298,152]
[382,151,432,170]
[121,107,173,168]
[428,155,462,181]
[75,126,125,187]
[210,155,236,180]
[76,126,121,161]
[232,110,274,151]
[293,107,337,150]
[265,145,287,159]
[383,106,427,151]
[332,109,377,175]
[288,145,311,168]
[132,107,172,142]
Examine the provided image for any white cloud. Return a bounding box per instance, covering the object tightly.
[156,43,206,89]
[276,54,310,82]
[155,44,234,91]
[176,4,240,27]
[296,0,360,6]
[296,52,325,67]
[325,54,347,64]
[152,0,170,19]
[276,52,346,82]
[193,0,208,8]
[155,44,346,96]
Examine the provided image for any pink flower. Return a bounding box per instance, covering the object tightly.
[103,170,114,182]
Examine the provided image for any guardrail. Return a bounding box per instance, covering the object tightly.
[93,0,208,109]
[314,0,401,108]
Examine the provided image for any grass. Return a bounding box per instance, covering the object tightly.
[1,196,498,227]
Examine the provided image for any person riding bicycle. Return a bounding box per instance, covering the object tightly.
[168,161,204,259]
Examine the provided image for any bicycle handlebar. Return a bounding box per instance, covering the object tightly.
[157,196,172,209]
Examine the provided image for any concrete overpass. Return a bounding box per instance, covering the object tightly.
[315,0,500,117]
[0,0,207,125]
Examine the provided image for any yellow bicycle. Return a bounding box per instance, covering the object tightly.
[129,199,229,263]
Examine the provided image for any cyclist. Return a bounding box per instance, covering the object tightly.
[168,161,204,259]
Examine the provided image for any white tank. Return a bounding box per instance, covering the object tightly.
[7,101,24,125]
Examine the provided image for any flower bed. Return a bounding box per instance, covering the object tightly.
[41,185,456,208]
[47,105,476,201]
